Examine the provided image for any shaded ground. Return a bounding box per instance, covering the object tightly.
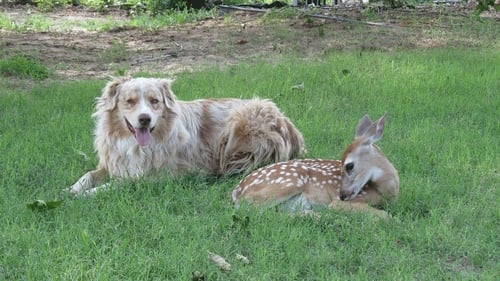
[0,3,497,79]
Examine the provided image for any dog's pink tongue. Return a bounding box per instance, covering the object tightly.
[135,128,152,147]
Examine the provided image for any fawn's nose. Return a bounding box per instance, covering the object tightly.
[339,194,348,201]
[138,114,151,127]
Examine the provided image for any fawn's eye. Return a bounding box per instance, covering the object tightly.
[345,162,354,174]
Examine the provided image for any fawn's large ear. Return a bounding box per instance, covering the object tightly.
[362,114,386,144]
[355,114,373,138]
[97,76,131,111]
[157,78,176,109]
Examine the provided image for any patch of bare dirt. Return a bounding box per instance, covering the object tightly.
[0,4,494,79]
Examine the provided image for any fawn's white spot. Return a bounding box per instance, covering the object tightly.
[296,179,304,187]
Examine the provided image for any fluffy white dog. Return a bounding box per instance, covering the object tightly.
[69,77,305,195]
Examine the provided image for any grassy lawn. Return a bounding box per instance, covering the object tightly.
[1,46,499,279]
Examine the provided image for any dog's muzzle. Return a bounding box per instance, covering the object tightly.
[125,115,154,147]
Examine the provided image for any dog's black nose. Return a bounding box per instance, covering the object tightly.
[138,114,151,126]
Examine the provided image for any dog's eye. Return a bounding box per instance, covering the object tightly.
[344,162,354,175]
[151,99,159,104]
[126,99,135,105]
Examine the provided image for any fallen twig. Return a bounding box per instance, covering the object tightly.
[218,5,401,28]
[303,12,401,27]
[132,53,177,65]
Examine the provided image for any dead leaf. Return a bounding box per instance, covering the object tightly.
[236,254,250,264]
[191,270,205,281]
[208,251,231,271]
[291,83,304,91]
[27,200,63,211]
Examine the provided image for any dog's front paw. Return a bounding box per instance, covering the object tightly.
[67,173,93,196]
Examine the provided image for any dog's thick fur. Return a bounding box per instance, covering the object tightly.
[69,77,305,195]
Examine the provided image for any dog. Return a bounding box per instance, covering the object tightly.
[69,77,305,195]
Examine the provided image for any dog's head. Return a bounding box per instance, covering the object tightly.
[96,77,176,147]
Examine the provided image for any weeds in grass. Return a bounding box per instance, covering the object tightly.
[0,8,216,33]
[317,25,325,37]
[128,8,215,30]
[99,40,129,64]
[0,54,51,80]
[0,12,13,29]
[0,12,52,32]
[262,7,301,22]
[222,14,235,25]
[363,6,379,20]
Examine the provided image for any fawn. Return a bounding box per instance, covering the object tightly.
[231,114,399,219]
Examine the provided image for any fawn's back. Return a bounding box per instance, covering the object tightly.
[232,159,386,212]
[231,114,399,217]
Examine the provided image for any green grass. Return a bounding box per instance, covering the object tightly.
[0,54,51,80]
[0,8,217,33]
[0,13,53,32]
[0,48,499,280]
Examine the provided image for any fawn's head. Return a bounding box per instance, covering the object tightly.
[339,114,399,202]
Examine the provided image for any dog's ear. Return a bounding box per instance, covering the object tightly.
[157,78,177,109]
[97,76,131,111]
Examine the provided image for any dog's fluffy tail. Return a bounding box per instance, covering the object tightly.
[217,98,305,175]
